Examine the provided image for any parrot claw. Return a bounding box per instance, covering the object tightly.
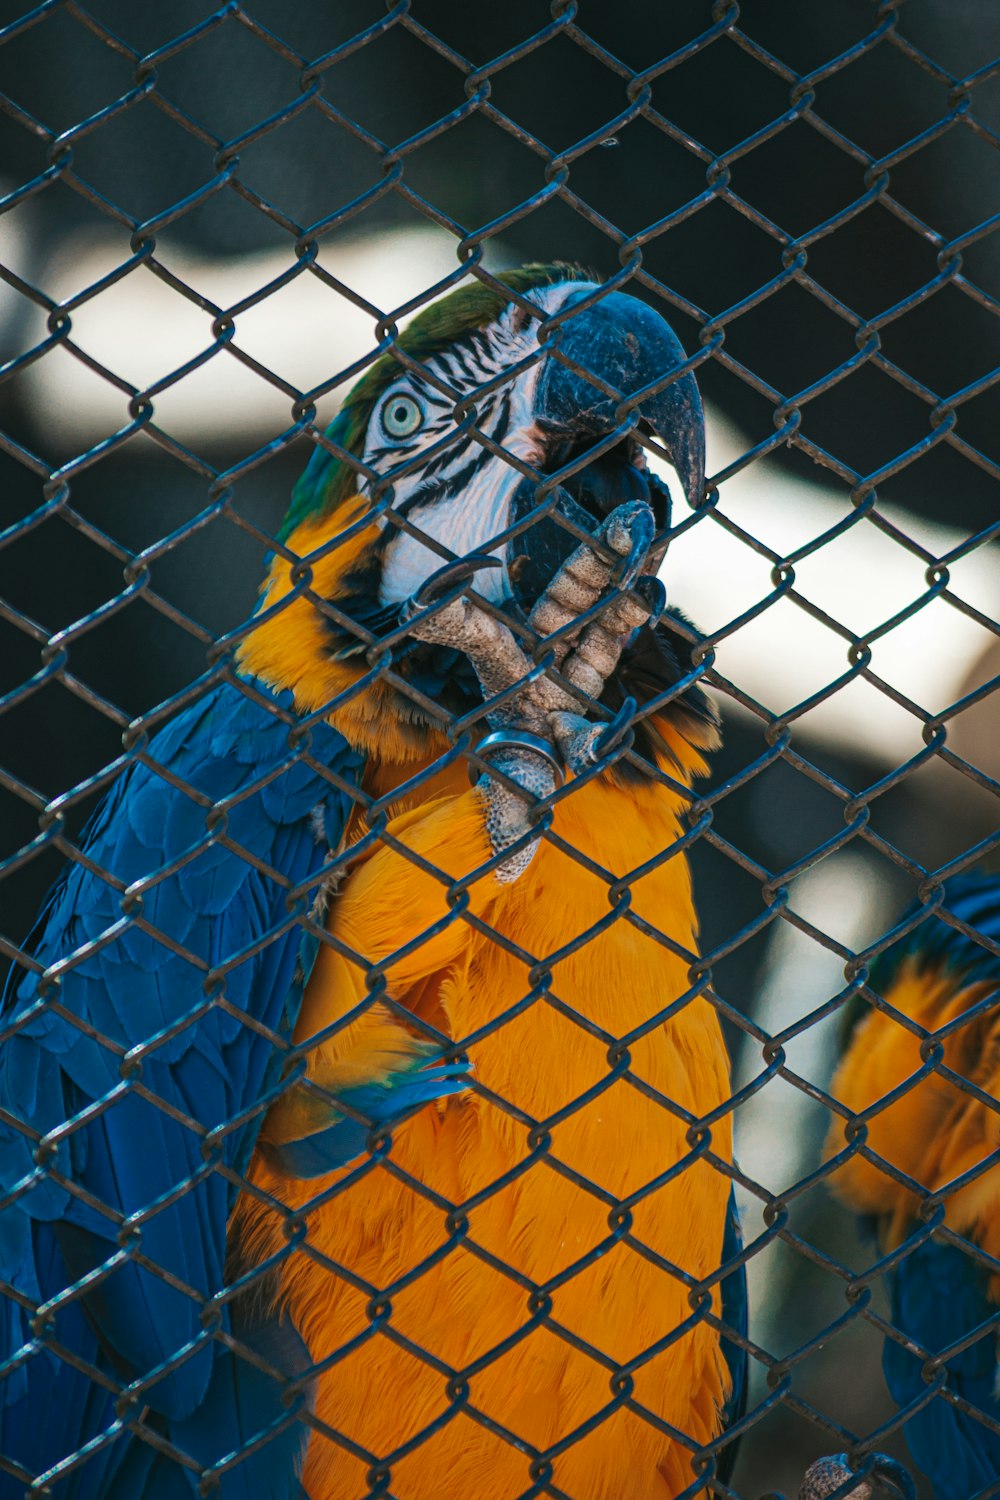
[602,499,656,559]
[400,553,503,622]
[527,499,658,666]
[797,1453,914,1500]
[549,696,636,776]
[404,505,664,880]
[594,694,637,758]
[633,575,666,632]
[548,712,602,774]
[609,503,656,589]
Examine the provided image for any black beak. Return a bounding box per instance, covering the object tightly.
[508,287,704,612]
[535,287,705,509]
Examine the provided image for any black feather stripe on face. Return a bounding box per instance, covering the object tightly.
[365,296,547,610]
[280,264,590,543]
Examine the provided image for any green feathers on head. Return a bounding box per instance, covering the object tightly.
[278,262,584,543]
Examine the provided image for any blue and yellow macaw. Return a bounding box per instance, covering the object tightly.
[0,265,746,1499]
[824,875,1000,1499]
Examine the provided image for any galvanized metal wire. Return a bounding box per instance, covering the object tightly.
[1,1,999,1496]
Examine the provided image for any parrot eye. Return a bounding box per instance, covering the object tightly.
[379,392,425,441]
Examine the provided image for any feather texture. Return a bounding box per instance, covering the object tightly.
[104,1308,315,1500]
[882,1237,1000,1500]
[236,752,737,1500]
[261,1062,473,1179]
[0,677,363,1496]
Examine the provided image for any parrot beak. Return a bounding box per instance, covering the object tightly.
[536,287,705,510]
[508,288,704,613]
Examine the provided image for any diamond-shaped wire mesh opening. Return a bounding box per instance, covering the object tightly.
[1,4,999,1499]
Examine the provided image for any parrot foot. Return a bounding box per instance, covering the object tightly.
[473,736,562,883]
[406,502,661,729]
[527,500,657,664]
[548,693,638,774]
[403,503,663,879]
[403,556,550,726]
[405,562,560,881]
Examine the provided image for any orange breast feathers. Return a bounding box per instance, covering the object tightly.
[239,777,733,1500]
[825,959,1000,1277]
[236,501,734,1498]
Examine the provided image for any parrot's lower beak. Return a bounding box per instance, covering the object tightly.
[508,287,705,614]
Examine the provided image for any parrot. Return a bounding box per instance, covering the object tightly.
[819,874,1000,1500]
[0,263,746,1500]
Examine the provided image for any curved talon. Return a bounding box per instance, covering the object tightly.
[603,498,654,551]
[401,553,503,620]
[549,697,636,776]
[633,575,667,632]
[548,711,601,775]
[868,1457,915,1500]
[593,695,637,759]
[612,505,656,589]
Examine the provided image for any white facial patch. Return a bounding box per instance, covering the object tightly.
[380,497,513,605]
[361,281,598,605]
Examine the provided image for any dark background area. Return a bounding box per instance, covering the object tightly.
[1,2,998,1494]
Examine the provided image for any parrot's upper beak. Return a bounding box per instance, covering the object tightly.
[536,287,705,511]
[508,287,704,613]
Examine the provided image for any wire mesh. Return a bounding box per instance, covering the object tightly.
[0,1,999,1497]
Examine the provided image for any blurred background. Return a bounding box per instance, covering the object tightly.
[1,1,998,1493]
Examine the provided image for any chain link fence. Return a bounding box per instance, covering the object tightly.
[1,2,999,1496]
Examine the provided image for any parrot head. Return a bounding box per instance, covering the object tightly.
[283,264,703,611]
[242,264,717,769]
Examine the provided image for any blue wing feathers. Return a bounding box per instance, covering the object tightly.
[0,1221,123,1500]
[142,1313,313,1500]
[883,1237,1000,1500]
[103,1309,313,1500]
[0,677,362,1495]
[873,874,1000,994]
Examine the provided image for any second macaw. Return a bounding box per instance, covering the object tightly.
[0,265,745,1498]
[825,874,1000,1499]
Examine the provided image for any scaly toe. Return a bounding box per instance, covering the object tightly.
[402,561,540,713]
[549,695,636,775]
[560,576,659,699]
[603,501,656,588]
[477,743,559,883]
[527,499,656,660]
[548,711,605,774]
